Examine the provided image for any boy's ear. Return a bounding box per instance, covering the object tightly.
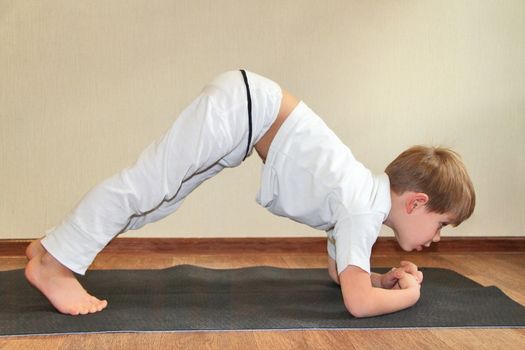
[406,192,429,214]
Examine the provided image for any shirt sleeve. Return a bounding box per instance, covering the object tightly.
[331,213,383,275]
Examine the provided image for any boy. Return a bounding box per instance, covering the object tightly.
[25,70,475,317]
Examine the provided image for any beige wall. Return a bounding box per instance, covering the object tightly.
[1,0,524,239]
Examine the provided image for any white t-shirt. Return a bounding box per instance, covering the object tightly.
[256,101,391,275]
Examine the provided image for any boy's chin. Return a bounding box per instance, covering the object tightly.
[395,239,413,252]
[393,234,408,251]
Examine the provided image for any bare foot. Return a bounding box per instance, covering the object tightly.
[25,239,45,260]
[25,252,108,315]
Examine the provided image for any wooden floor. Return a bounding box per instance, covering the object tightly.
[0,248,524,349]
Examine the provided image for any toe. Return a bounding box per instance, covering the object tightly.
[89,296,107,312]
[71,311,80,316]
[67,307,80,316]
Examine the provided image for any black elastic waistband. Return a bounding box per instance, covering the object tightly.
[240,69,253,161]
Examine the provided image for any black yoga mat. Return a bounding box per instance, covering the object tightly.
[1,265,524,336]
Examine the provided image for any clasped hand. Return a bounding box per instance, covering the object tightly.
[380,261,423,289]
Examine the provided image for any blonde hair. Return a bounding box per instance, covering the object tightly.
[385,146,475,226]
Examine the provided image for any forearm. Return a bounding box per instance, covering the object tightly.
[370,272,383,288]
[340,265,422,318]
[350,286,420,318]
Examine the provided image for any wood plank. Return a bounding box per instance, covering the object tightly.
[1,236,524,257]
[0,325,524,349]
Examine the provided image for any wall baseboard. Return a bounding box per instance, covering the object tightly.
[1,237,524,257]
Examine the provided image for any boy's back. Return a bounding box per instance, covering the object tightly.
[257,100,391,275]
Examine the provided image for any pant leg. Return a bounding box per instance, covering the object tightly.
[41,70,282,275]
[42,90,242,275]
[125,69,284,229]
[124,162,224,231]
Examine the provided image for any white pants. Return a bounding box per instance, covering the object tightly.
[41,70,282,275]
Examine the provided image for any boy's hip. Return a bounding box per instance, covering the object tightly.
[202,70,283,167]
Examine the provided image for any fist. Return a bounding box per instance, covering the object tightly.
[399,261,424,284]
[381,261,423,289]
[397,271,420,290]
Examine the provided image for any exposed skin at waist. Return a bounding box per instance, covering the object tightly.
[254,89,300,163]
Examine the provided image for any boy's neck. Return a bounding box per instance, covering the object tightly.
[382,189,401,230]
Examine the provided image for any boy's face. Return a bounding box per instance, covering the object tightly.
[385,191,453,252]
[393,209,451,252]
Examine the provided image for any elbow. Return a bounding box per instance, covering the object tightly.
[338,265,381,318]
[343,298,371,318]
[345,304,369,319]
